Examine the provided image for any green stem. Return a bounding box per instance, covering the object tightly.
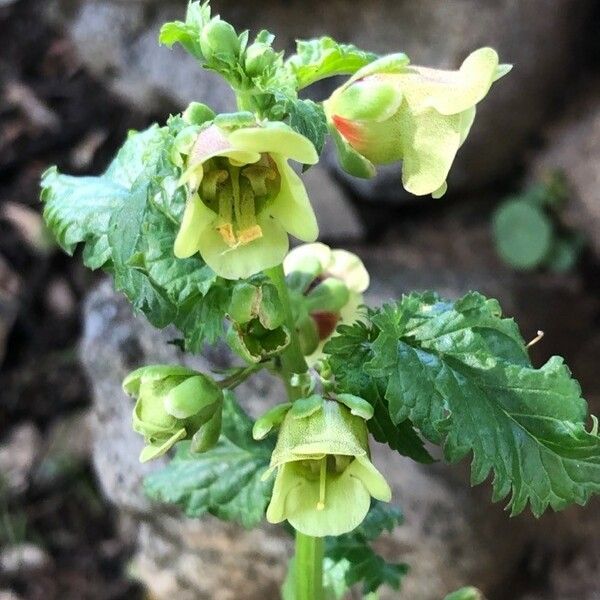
[265,264,308,399]
[295,532,324,600]
[265,264,323,600]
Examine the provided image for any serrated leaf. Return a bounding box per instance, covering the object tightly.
[278,97,328,157]
[324,501,408,595]
[362,292,600,516]
[159,1,211,60]
[144,392,274,528]
[286,36,378,89]
[325,321,434,464]
[42,122,231,351]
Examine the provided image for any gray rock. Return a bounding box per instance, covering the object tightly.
[0,544,51,575]
[47,0,593,202]
[532,81,600,259]
[0,423,42,496]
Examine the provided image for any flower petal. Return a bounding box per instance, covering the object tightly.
[174,193,215,258]
[190,125,261,165]
[229,122,318,165]
[400,47,500,116]
[329,249,370,292]
[270,158,318,242]
[284,242,332,275]
[139,427,186,463]
[197,213,289,280]
[399,108,465,197]
[349,455,392,502]
[275,462,373,536]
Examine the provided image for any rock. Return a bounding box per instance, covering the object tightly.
[0,423,42,496]
[301,162,364,241]
[532,81,600,259]
[0,543,51,575]
[46,0,593,202]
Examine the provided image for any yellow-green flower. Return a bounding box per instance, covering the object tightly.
[173,121,319,279]
[284,242,369,363]
[123,365,223,462]
[262,396,391,537]
[325,48,511,198]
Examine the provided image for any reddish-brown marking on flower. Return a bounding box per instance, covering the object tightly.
[332,114,364,149]
[312,311,340,341]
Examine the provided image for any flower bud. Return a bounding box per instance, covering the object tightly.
[244,42,279,78]
[123,365,223,462]
[325,48,511,198]
[284,243,369,364]
[264,397,391,536]
[200,18,241,65]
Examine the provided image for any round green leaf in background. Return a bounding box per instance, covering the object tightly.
[493,199,553,270]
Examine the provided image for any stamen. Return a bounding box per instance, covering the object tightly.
[526,330,545,348]
[217,189,236,247]
[201,169,228,202]
[316,458,326,511]
[241,165,276,197]
[236,186,263,245]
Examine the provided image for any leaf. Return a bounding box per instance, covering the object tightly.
[361,292,600,516]
[159,1,211,60]
[41,121,232,350]
[278,97,328,157]
[324,501,408,595]
[444,587,486,600]
[325,321,434,464]
[286,37,378,89]
[144,392,275,528]
[40,167,124,269]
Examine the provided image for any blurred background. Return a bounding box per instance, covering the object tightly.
[1,1,600,599]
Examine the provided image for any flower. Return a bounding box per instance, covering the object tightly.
[284,242,369,362]
[325,48,511,198]
[173,121,319,279]
[122,365,223,462]
[262,396,391,537]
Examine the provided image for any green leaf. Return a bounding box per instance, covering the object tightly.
[41,121,232,350]
[40,167,125,269]
[361,292,600,516]
[278,97,328,157]
[286,37,378,89]
[325,321,434,464]
[159,1,211,60]
[324,501,408,595]
[493,199,553,270]
[144,392,275,528]
[444,587,485,600]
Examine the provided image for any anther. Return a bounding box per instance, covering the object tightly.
[526,330,544,348]
[316,458,326,511]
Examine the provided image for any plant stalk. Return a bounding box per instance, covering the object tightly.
[265,264,323,600]
[295,532,325,600]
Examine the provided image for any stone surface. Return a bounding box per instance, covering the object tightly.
[0,422,42,496]
[46,0,593,202]
[532,81,600,260]
[0,544,51,575]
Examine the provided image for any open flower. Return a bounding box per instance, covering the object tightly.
[325,48,511,198]
[123,365,223,462]
[262,396,391,537]
[284,242,369,363]
[173,121,319,279]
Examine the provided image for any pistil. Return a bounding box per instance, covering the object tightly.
[317,457,327,511]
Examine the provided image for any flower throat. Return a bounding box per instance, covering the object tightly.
[200,155,280,247]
